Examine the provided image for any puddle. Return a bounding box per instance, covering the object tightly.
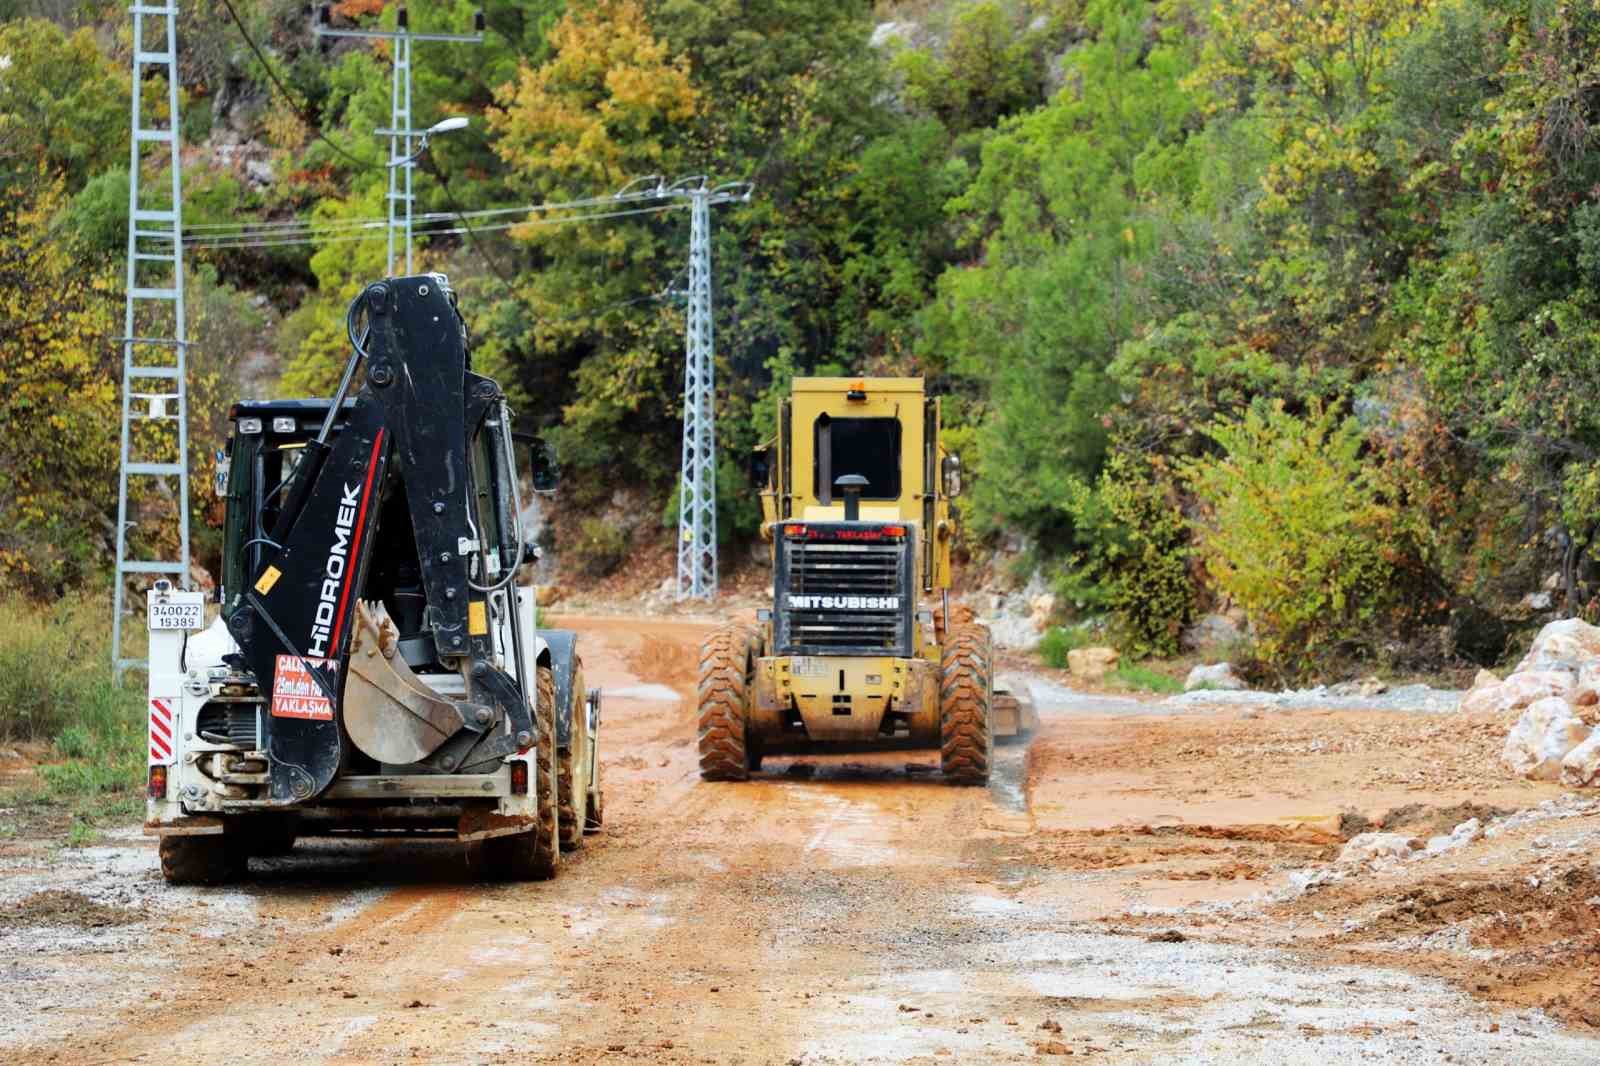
[604,683,682,703]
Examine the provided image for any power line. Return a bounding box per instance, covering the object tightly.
[217,0,379,172]
[182,204,685,251]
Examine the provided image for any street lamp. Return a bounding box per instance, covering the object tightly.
[373,116,469,274]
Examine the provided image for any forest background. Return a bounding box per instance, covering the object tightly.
[4,0,1600,683]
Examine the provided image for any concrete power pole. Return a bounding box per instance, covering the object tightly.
[113,0,190,674]
[315,4,484,275]
[671,179,752,601]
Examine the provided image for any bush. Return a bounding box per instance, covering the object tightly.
[1181,402,1423,676]
[1037,626,1090,669]
[1058,452,1195,659]
[571,517,629,577]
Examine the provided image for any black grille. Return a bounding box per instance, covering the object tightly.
[196,702,260,748]
[775,526,914,656]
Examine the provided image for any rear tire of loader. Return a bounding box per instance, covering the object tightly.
[697,625,760,781]
[558,662,587,851]
[481,664,560,881]
[159,833,247,885]
[939,624,994,786]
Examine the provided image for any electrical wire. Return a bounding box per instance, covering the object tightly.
[217,0,379,172]
[181,190,665,233]
[183,204,685,251]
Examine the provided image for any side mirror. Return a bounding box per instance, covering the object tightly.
[515,433,559,493]
[941,454,963,499]
[750,449,771,491]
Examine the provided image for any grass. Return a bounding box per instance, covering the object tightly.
[1111,662,1185,694]
[1037,625,1092,669]
[0,591,147,843]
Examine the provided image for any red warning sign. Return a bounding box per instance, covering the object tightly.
[271,655,336,720]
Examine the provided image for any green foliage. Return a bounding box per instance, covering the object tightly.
[0,18,127,189]
[1181,402,1421,674]
[0,592,144,825]
[1110,662,1184,694]
[571,516,630,577]
[1060,451,1193,658]
[1036,625,1090,669]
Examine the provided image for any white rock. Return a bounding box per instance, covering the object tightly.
[870,20,908,48]
[245,159,274,185]
[1471,669,1500,690]
[1502,697,1592,781]
[1520,591,1554,612]
[1185,662,1246,692]
[1459,670,1574,716]
[1572,663,1600,707]
[1561,731,1600,787]
[1338,832,1415,867]
[987,613,1042,652]
[1422,818,1482,856]
[1515,618,1600,673]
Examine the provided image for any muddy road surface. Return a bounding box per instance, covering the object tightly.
[3,615,1599,1064]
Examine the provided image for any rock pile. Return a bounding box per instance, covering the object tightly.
[1470,619,1600,787]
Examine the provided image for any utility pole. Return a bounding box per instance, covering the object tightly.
[315,4,484,275]
[113,0,190,674]
[668,178,752,601]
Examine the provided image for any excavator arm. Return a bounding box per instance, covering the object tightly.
[226,275,536,804]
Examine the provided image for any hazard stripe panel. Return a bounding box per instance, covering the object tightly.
[149,697,174,763]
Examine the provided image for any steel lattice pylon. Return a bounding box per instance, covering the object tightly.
[113,1,190,674]
[672,179,752,601]
[676,188,717,599]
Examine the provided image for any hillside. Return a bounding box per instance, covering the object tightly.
[2,0,1599,678]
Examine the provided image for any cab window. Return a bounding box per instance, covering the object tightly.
[814,416,901,501]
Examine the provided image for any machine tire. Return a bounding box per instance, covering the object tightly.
[481,664,560,881]
[697,625,759,781]
[939,624,993,785]
[558,661,587,851]
[159,833,247,885]
[248,815,299,857]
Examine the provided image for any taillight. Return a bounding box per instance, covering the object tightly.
[509,761,529,796]
[147,765,168,800]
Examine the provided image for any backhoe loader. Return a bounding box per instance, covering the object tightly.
[144,274,600,883]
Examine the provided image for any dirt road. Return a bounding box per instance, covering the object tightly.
[3,615,1599,1064]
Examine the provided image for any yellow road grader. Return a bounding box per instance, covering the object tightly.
[696,377,1034,785]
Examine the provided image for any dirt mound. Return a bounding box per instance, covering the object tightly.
[0,891,145,931]
[1340,801,1517,839]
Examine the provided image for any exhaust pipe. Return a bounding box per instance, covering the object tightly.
[835,474,868,521]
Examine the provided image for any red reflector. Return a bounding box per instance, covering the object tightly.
[881,525,906,537]
[785,525,809,539]
[147,765,168,800]
[510,761,529,796]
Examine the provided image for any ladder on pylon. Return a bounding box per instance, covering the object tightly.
[112,2,190,674]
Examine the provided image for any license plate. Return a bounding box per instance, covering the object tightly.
[148,601,203,631]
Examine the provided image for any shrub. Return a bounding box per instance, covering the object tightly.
[1058,452,1195,659]
[1037,625,1089,669]
[1111,663,1184,694]
[571,517,629,577]
[1181,401,1422,676]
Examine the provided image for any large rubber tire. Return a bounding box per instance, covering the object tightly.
[940,624,994,785]
[246,815,299,857]
[697,625,759,781]
[159,833,248,885]
[480,664,560,881]
[558,661,587,851]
